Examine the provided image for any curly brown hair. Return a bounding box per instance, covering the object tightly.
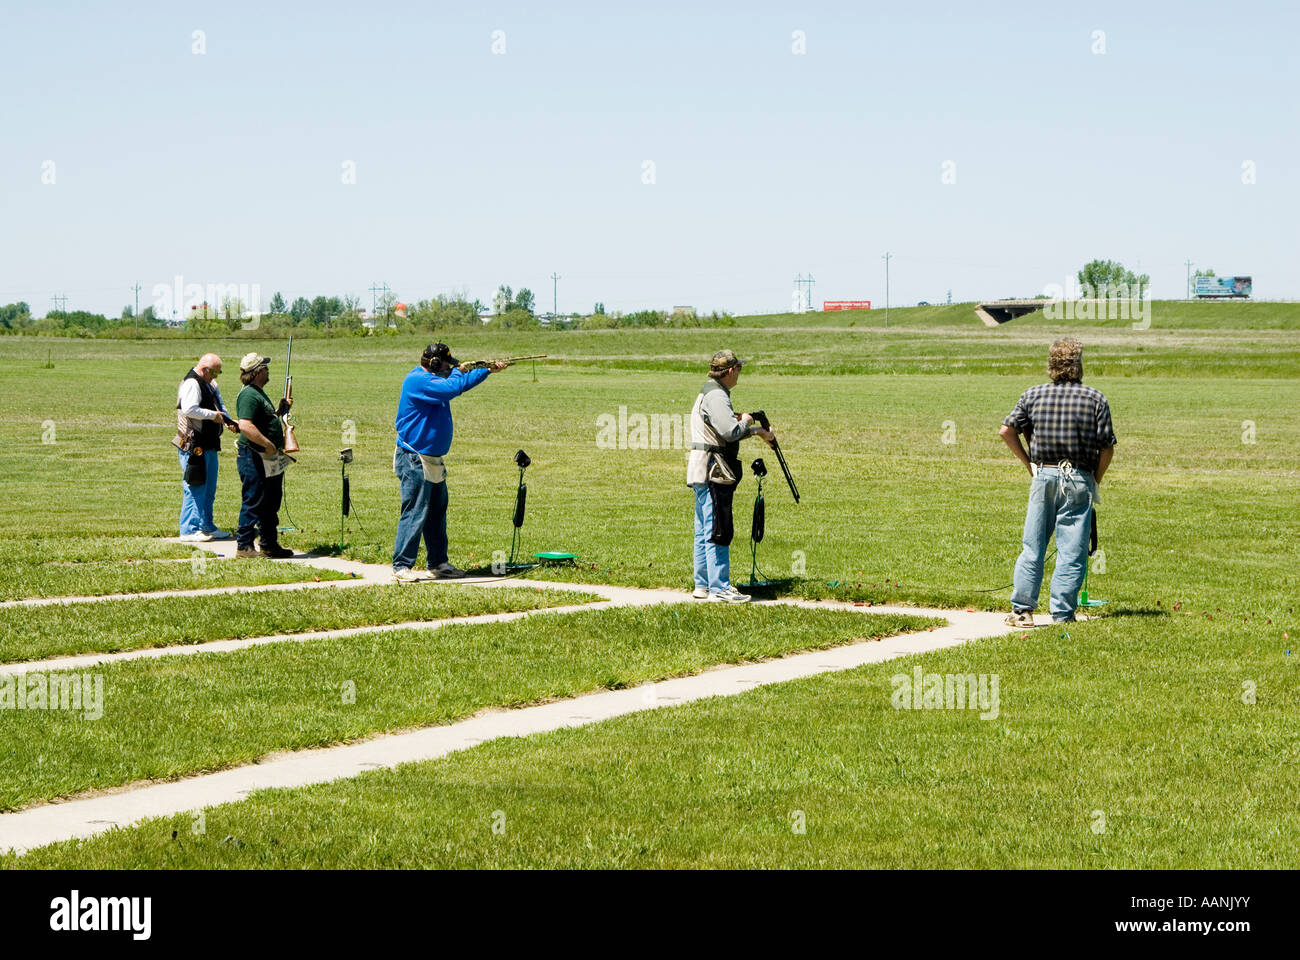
[1048,337,1083,382]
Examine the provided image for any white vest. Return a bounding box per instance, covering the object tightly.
[685,382,732,485]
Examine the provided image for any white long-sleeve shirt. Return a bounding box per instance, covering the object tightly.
[178,373,229,427]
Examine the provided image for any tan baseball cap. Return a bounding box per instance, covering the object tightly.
[709,349,743,374]
[239,352,271,373]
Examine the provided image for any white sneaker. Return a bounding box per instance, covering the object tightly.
[202,528,231,540]
[708,589,751,603]
[179,531,213,543]
[392,568,428,583]
[692,586,709,599]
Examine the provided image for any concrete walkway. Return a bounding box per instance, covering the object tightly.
[0,602,608,677]
[0,539,1030,855]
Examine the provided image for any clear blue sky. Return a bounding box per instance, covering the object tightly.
[2,0,1296,317]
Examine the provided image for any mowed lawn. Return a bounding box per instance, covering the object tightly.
[0,303,1297,867]
[0,605,934,811]
[8,612,1293,869]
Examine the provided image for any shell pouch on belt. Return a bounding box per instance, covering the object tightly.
[261,452,289,478]
[183,446,207,486]
[707,450,742,546]
[419,455,446,483]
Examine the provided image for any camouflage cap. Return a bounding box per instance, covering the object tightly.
[709,349,743,374]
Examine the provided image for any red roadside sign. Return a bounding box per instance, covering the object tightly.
[823,300,871,311]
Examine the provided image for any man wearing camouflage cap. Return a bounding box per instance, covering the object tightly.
[685,349,774,602]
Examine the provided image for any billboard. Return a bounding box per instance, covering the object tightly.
[823,300,871,311]
[1195,276,1252,298]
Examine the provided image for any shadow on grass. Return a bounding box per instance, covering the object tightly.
[735,577,798,598]
[1100,607,1169,618]
[307,543,346,557]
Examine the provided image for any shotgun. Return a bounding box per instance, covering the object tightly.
[460,354,548,371]
[748,410,799,503]
[281,337,299,453]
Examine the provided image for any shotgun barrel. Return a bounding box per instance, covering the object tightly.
[749,410,799,503]
[461,354,548,371]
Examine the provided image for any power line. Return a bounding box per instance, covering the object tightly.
[51,294,69,313]
[550,272,561,318]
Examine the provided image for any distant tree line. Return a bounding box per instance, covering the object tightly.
[0,283,735,338]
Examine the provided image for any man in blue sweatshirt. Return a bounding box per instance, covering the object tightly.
[392,343,506,581]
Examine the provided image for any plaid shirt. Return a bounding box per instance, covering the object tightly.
[1003,381,1117,474]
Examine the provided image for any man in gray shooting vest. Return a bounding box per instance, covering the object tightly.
[686,349,775,602]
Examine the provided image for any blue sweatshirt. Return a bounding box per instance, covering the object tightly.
[394,366,490,456]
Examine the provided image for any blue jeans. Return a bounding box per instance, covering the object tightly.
[235,446,284,550]
[393,448,449,571]
[1011,465,1096,621]
[178,448,220,535]
[692,483,730,593]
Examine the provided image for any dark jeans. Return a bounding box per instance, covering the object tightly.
[392,447,449,571]
[236,446,284,550]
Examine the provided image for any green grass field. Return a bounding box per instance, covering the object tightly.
[10,615,1290,869]
[0,583,597,662]
[0,605,932,811]
[0,300,1296,867]
[0,537,350,600]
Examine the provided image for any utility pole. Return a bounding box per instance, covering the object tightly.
[1185,259,1193,300]
[368,282,387,319]
[132,282,141,338]
[793,273,816,312]
[51,294,68,313]
[882,253,892,327]
[550,272,561,320]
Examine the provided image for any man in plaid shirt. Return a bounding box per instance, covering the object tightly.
[999,338,1117,626]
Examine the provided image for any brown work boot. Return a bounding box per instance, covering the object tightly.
[260,544,295,559]
[235,547,259,559]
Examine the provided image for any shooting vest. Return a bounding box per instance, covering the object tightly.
[686,379,741,486]
[178,369,223,452]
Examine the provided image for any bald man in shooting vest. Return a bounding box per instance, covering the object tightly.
[176,352,239,541]
[686,349,774,602]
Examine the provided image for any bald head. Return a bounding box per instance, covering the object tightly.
[196,353,223,382]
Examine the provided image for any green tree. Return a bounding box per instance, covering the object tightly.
[493,285,513,315]
[512,288,535,314]
[269,291,286,314]
[593,302,606,315]
[289,297,311,323]
[0,301,31,330]
[1193,268,1216,278]
[498,307,539,329]
[1077,259,1149,299]
[121,305,134,320]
